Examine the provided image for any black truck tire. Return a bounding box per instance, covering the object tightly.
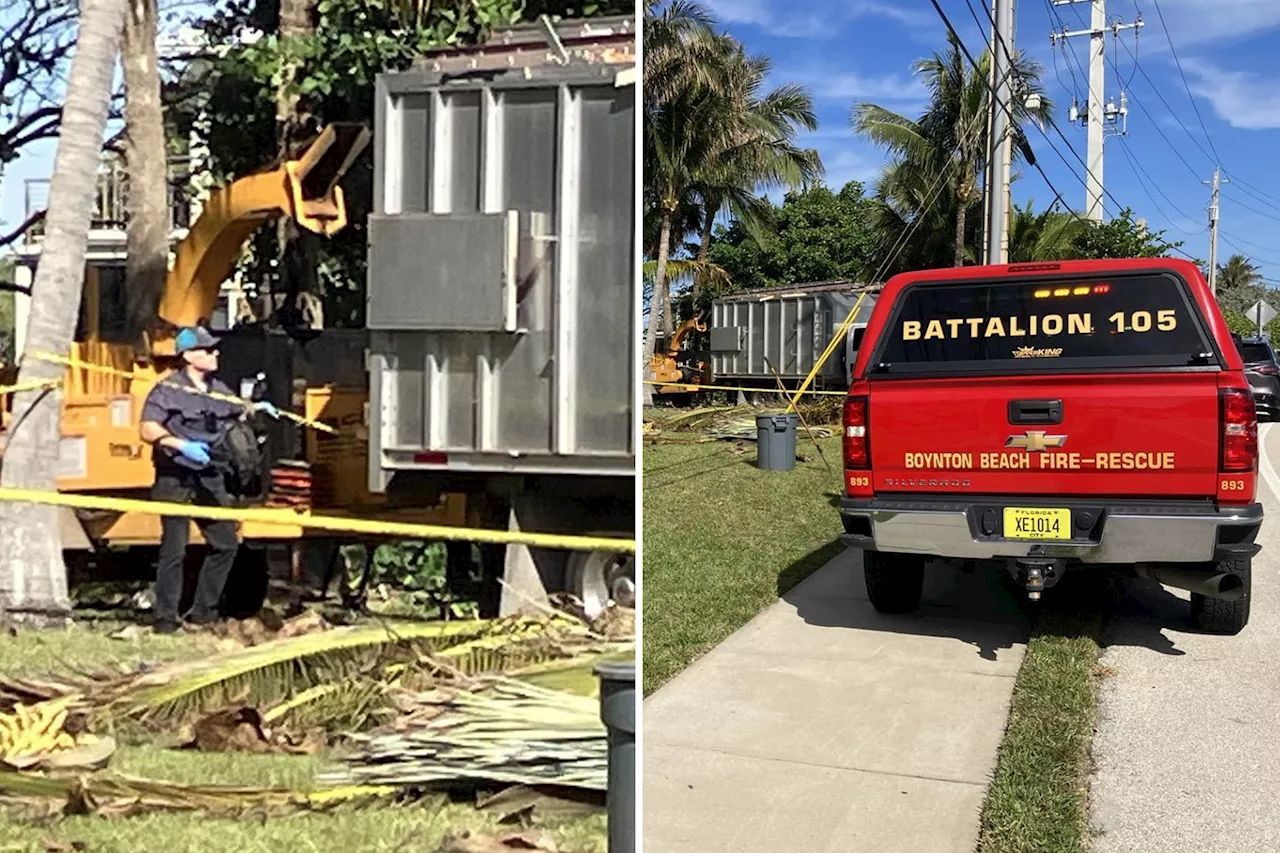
[1191,556,1251,635]
[862,551,925,614]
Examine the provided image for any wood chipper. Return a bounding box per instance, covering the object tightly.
[0,122,473,612]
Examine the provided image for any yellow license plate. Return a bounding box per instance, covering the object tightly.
[1003,507,1071,540]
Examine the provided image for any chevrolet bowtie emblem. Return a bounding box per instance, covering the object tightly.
[1006,431,1067,452]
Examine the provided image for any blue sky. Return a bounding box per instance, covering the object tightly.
[701,0,1280,284]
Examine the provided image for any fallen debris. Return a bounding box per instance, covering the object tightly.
[322,678,607,792]
[437,830,559,853]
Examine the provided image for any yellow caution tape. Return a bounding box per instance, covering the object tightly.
[0,486,636,554]
[0,377,63,396]
[29,351,337,435]
[643,380,845,396]
[787,291,868,413]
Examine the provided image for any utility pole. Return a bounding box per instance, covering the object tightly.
[1051,0,1141,221]
[1206,167,1226,295]
[985,0,1015,265]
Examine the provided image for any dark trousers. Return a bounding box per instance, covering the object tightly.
[153,469,240,623]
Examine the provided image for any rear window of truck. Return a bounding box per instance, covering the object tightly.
[1239,342,1272,364]
[872,273,1215,374]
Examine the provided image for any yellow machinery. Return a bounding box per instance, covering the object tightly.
[1,122,471,554]
[649,314,709,393]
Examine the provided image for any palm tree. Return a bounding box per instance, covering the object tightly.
[854,33,1052,269]
[1218,254,1261,292]
[690,48,822,266]
[0,0,127,619]
[643,4,820,356]
[1214,253,1265,315]
[123,0,169,339]
[1006,201,1086,262]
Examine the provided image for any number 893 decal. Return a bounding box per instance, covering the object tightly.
[1221,478,1248,492]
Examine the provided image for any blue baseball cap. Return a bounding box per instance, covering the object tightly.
[175,326,220,354]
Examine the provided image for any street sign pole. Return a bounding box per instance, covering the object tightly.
[1246,299,1277,337]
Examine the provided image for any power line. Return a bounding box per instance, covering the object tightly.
[1148,0,1222,164]
[1219,188,1280,225]
[1115,136,1203,233]
[1042,0,1088,99]
[967,0,1137,219]
[1114,36,1215,168]
[1218,231,1280,267]
[947,0,1091,220]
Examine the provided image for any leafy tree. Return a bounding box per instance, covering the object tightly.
[1215,254,1265,316]
[1006,200,1086,262]
[854,32,1051,269]
[706,181,878,293]
[1068,208,1184,261]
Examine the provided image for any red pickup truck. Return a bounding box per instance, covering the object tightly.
[839,258,1262,634]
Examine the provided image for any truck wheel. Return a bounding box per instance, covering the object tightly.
[862,551,925,614]
[566,550,635,620]
[1191,557,1251,635]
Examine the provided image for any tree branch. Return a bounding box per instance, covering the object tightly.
[0,209,47,249]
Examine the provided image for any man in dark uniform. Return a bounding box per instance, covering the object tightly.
[140,326,277,633]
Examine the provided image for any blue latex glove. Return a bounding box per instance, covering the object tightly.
[175,439,211,466]
[253,401,281,419]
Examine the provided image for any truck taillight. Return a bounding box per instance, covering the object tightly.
[843,395,869,469]
[1220,388,1258,473]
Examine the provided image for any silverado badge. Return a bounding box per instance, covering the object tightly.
[1006,431,1067,452]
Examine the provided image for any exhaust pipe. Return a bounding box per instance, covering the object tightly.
[1134,565,1245,601]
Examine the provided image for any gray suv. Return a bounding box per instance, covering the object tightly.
[1237,336,1279,422]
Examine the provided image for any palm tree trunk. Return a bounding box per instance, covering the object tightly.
[642,211,674,406]
[953,199,968,267]
[273,0,317,327]
[693,209,714,300]
[0,0,126,620]
[122,0,168,340]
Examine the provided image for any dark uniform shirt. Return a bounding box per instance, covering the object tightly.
[141,370,242,473]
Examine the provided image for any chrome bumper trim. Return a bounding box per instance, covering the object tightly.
[840,504,1261,564]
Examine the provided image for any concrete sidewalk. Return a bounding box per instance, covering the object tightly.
[643,549,1029,853]
[1088,422,1280,852]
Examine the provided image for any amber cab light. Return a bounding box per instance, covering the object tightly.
[1220,388,1258,473]
[843,395,870,469]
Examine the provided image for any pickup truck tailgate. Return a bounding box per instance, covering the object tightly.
[869,373,1220,497]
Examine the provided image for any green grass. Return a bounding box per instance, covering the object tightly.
[0,621,606,853]
[0,619,221,680]
[977,590,1104,853]
[641,436,844,694]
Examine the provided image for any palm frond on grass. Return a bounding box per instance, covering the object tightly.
[0,769,398,817]
[319,679,607,792]
[105,617,597,727]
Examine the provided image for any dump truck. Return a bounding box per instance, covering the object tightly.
[652,280,879,396]
[366,14,637,616]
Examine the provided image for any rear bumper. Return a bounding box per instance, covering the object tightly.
[838,496,1262,564]
[1252,391,1278,420]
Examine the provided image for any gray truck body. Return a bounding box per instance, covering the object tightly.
[367,16,636,490]
[709,281,878,388]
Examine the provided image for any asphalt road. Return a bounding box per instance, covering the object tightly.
[1089,422,1280,852]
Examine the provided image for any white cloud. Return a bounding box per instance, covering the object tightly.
[1136,0,1280,48]
[701,0,930,38]
[820,146,887,188]
[1181,60,1280,130]
[780,68,926,105]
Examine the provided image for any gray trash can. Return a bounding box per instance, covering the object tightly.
[756,413,799,471]
[596,662,635,853]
